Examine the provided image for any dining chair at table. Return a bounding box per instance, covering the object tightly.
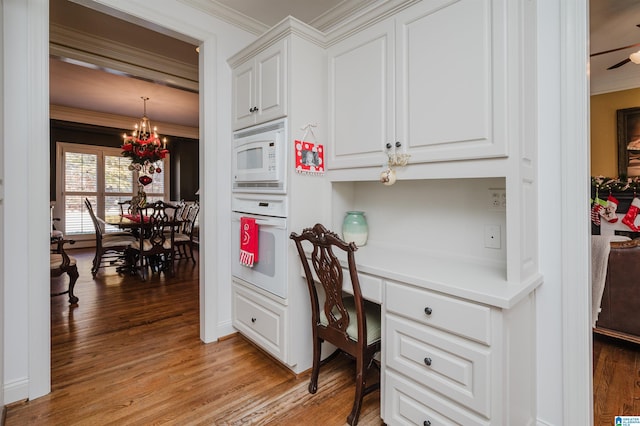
[290,223,382,426]
[50,238,79,304]
[84,198,137,277]
[174,201,199,263]
[127,200,179,280]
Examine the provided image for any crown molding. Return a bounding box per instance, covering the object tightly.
[50,104,199,139]
[227,16,326,68]
[310,0,382,32]
[177,0,269,36]
[323,0,421,45]
[50,23,198,92]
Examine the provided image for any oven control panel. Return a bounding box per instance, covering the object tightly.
[231,194,288,218]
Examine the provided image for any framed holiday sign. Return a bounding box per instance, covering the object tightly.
[294,124,324,175]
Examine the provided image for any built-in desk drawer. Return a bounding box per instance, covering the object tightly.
[299,261,382,304]
[232,281,287,362]
[385,370,489,426]
[386,314,491,417]
[386,280,491,345]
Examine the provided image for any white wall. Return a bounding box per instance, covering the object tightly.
[0,0,5,411]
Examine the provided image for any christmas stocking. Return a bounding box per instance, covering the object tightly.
[591,197,606,226]
[599,195,619,223]
[622,197,640,231]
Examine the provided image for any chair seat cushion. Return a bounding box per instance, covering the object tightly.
[50,253,76,270]
[102,235,136,248]
[319,295,381,345]
[174,233,190,242]
[131,239,173,251]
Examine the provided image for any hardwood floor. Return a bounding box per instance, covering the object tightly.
[593,334,640,425]
[6,248,382,425]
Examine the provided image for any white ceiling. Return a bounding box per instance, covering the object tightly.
[49,0,640,133]
[590,0,640,94]
[50,0,351,132]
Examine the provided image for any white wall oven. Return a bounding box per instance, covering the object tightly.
[231,194,288,299]
[232,118,286,193]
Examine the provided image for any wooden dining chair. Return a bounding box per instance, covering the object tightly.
[50,238,79,304]
[290,224,381,426]
[128,200,179,280]
[174,202,199,263]
[84,198,137,277]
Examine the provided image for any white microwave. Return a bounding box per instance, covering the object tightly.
[232,118,286,193]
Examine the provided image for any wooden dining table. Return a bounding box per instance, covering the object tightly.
[102,214,182,278]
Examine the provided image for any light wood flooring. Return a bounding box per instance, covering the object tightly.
[5,248,382,425]
[593,334,640,425]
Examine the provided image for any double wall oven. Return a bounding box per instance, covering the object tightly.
[231,118,289,299]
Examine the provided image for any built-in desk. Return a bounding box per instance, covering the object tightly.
[307,242,541,425]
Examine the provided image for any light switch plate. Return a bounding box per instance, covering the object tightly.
[484,225,501,249]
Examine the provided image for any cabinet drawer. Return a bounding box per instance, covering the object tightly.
[342,269,383,304]
[386,281,491,345]
[386,314,490,417]
[384,370,489,426]
[299,262,382,304]
[233,282,287,362]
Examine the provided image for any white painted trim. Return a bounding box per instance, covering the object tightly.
[50,23,198,90]
[175,0,269,36]
[50,105,199,139]
[3,378,28,405]
[28,0,53,400]
[560,0,592,424]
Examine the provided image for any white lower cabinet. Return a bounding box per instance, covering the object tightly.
[383,279,535,425]
[232,280,287,363]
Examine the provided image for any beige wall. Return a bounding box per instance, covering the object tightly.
[591,87,640,176]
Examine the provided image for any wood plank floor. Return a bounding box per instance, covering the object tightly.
[6,248,383,425]
[593,334,640,425]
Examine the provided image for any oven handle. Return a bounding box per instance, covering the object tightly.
[253,218,286,228]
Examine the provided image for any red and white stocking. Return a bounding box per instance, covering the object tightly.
[622,197,640,231]
[591,198,605,226]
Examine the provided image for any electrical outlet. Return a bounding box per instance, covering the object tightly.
[488,189,506,211]
[484,225,501,249]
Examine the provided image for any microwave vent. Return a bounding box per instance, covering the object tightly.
[233,181,285,192]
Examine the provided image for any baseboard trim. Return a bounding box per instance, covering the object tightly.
[3,378,28,405]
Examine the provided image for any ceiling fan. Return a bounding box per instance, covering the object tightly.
[590,25,640,70]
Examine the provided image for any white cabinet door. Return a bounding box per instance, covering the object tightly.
[327,0,508,170]
[232,60,256,130]
[232,39,288,130]
[256,40,287,125]
[394,0,507,163]
[327,19,395,170]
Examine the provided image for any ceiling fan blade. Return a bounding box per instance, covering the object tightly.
[608,58,631,70]
[591,42,640,57]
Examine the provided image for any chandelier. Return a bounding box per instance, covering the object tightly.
[121,96,169,185]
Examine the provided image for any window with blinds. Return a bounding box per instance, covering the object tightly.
[57,142,169,236]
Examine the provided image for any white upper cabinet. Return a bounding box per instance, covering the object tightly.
[327,19,395,170]
[232,39,288,130]
[327,0,508,170]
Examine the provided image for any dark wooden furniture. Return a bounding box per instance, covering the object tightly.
[594,238,640,344]
[290,223,381,426]
[174,202,199,263]
[127,201,179,280]
[50,238,79,304]
[85,198,137,277]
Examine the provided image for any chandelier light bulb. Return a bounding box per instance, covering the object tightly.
[630,50,640,64]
